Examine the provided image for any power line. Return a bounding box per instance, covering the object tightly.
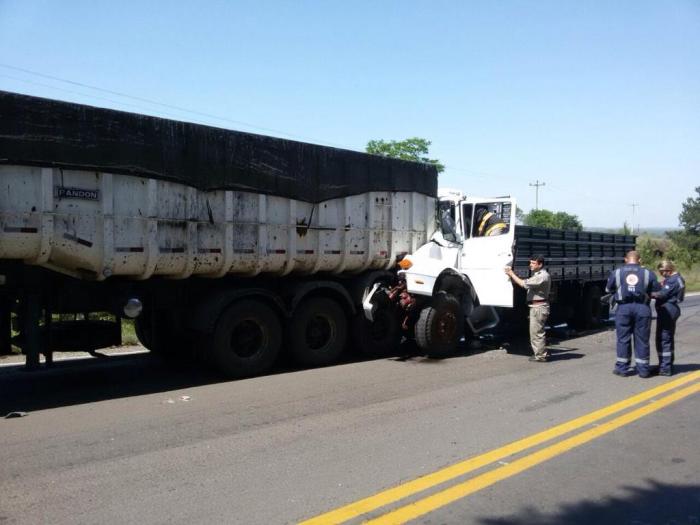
[0,63,350,149]
[0,74,217,128]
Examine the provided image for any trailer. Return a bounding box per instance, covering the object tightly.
[0,91,634,376]
[0,90,439,377]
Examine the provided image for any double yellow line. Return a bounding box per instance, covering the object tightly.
[301,371,700,525]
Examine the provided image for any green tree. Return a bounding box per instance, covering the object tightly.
[667,186,700,264]
[636,237,658,268]
[679,186,700,234]
[366,137,445,172]
[523,209,582,230]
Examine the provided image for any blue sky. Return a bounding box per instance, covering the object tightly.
[1,0,698,228]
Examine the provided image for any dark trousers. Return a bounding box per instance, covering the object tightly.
[615,303,651,375]
[655,303,680,372]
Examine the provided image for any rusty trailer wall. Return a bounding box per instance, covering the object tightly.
[0,165,437,281]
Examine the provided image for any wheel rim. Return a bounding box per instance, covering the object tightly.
[306,315,335,350]
[230,319,266,358]
[436,312,457,342]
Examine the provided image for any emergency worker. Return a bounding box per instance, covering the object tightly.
[505,255,551,362]
[606,250,658,378]
[474,206,507,237]
[652,260,685,376]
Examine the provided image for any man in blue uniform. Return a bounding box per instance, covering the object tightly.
[605,250,658,378]
[652,260,685,376]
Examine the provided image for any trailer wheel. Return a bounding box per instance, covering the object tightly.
[569,285,603,330]
[135,310,190,357]
[415,293,462,358]
[210,299,282,378]
[134,315,152,350]
[352,306,401,357]
[289,297,347,367]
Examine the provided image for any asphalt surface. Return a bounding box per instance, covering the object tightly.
[1,296,698,524]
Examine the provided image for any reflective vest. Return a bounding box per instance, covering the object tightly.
[614,265,651,303]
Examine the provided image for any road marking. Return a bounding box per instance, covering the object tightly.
[299,371,700,525]
[366,380,700,524]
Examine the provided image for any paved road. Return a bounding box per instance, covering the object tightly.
[1,297,699,524]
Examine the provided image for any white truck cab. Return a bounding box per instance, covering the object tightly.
[399,192,516,306]
[363,191,516,357]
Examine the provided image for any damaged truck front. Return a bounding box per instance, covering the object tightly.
[364,189,635,356]
[363,190,516,357]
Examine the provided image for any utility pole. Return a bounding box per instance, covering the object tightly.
[629,203,638,234]
[529,180,546,210]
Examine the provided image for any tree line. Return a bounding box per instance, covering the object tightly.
[365,137,582,230]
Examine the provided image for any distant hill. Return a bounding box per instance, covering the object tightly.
[587,227,680,237]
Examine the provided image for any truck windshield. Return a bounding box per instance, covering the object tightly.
[439,201,459,243]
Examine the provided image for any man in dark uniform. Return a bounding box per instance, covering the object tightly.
[652,260,685,376]
[606,250,658,378]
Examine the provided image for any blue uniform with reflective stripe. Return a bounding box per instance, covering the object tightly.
[654,273,685,374]
[605,264,658,376]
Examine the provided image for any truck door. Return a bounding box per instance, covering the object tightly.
[458,198,516,307]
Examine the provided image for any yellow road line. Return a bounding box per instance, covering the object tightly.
[367,380,700,524]
[299,371,700,525]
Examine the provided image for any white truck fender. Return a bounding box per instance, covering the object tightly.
[362,282,383,322]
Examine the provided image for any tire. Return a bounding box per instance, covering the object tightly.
[415,293,462,358]
[352,305,401,357]
[135,310,190,357]
[209,299,282,378]
[289,297,348,367]
[134,315,152,350]
[568,285,603,330]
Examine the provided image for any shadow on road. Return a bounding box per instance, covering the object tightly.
[0,319,668,415]
[0,353,229,415]
[1,338,474,414]
[476,479,700,525]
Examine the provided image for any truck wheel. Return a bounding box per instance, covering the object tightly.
[289,297,347,367]
[135,310,189,357]
[352,306,401,357]
[569,285,603,330]
[210,299,282,378]
[415,293,462,358]
[134,315,152,350]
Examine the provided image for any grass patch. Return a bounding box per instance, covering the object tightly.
[9,313,141,349]
[121,318,139,346]
[680,264,700,293]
